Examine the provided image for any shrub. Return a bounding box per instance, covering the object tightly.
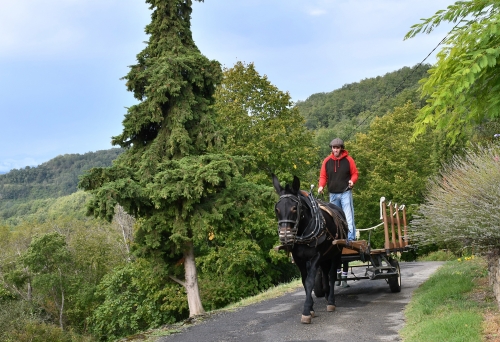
[411,143,500,252]
[89,258,188,341]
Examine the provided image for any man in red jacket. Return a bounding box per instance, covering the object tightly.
[318,138,358,242]
[318,138,358,287]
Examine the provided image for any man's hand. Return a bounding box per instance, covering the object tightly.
[318,186,324,194]
[348,180,354,188]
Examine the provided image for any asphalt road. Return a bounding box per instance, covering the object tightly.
[158,261,444,342]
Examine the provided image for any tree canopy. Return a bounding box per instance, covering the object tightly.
[405,0,500,143]
[213,62,318,185]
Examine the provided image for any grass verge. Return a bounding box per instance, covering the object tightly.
[400,256,499,342]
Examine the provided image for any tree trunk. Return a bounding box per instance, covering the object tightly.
[27,279,32,301]
[183,241,204,317]
[57,268,65,330]
[114,205,135,259]
[59,289,65,330]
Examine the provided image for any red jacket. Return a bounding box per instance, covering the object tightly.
[319,149,358,193]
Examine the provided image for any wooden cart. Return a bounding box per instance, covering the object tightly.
[315,197,412,296]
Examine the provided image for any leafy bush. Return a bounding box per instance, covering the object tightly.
[417,250,459,261]
[0,300,93,342]
[89,258,188,341]
[411,143,500,252]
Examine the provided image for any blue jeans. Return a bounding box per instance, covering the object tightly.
[329,190,356,241]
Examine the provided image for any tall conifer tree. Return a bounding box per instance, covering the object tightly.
[79,0,242,316]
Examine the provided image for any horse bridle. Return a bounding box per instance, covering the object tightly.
[275,192,325,245]
[275,194,302,244]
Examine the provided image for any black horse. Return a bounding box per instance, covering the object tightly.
[272,174,348,323]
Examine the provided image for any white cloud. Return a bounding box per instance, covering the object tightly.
[308,9,327,16]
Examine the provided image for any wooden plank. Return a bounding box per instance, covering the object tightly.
[381,198,390,250]
[396,204,403,248]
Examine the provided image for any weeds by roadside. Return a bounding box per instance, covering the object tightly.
[400,256,499,341]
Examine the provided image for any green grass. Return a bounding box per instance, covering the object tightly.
[400,256,496,342]
[222,279,302,310]
[417,250,458,261]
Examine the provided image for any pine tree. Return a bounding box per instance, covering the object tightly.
[79,0,244,316]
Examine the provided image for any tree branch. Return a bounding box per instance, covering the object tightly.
[169,275,186,287]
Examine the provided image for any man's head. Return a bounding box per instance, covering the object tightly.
[329,138,344,157]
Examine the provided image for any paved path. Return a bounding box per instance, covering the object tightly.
[158,261,444,342]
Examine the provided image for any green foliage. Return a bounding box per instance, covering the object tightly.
[411,143,500,252]
[417,250,459,261]
[296,64,431,131]
[349,102,446,248]
[89,258,187,341]
[195,180,297,310]
[0,217,127,335]
[2,191,93,227]
[0,300,92,342]
[20,232,73,330]
[405,0,500,143]
[213,61,318,185]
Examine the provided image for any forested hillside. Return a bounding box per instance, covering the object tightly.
[0,148,122,222]
[296,64,431,130]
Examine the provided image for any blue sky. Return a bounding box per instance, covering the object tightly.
[0,0,455,173]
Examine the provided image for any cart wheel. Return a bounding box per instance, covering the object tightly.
[388,259,401,293]
[314,269,326,298]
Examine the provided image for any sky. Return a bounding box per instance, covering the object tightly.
[0,0,456,173]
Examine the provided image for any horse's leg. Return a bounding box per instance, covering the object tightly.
[318,260,330,300]
[301,252,321,323]
[327,252,341,312]
[293,257,313,323]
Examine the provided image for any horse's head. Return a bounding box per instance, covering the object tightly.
[272,174,303,245]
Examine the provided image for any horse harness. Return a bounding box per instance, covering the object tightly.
[276,191,347,250]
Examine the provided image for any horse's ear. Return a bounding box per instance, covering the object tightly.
[272,174,283,194]
[292,176,300,194]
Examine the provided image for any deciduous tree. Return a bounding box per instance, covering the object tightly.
[405,0,500,143]
[213,62,318,185]
[21,233,72,330]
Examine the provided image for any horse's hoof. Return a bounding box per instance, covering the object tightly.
[327,305,336,312]
[301,315,312,324]
[310,310,315,318]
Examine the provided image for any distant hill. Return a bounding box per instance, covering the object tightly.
[0,148,123,222]
[295,64,431,130]
[0,148,123,201]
